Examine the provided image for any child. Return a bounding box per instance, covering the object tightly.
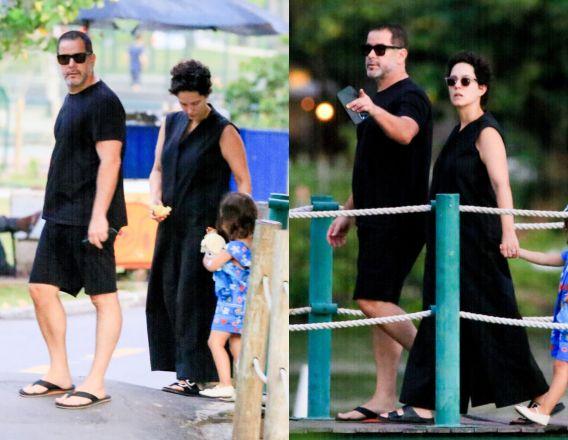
[200,193,257,398]
[512,209,568,426]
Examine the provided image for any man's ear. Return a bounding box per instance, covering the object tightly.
[399,48,408,63]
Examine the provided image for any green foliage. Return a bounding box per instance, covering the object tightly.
[0,0,101,59]
[225,50,289,130]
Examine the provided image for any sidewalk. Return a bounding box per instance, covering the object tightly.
[1,373,233,440]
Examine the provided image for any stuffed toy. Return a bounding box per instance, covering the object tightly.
[200,228,226,256]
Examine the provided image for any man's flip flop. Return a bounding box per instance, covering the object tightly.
[378,405,434,424]
[510,401,565,425]
[19,379,75,398]
[335,406,378,421]
[54,391,111,409]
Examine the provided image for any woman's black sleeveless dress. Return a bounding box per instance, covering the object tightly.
[400,112,548,413]
[146,107,232,382]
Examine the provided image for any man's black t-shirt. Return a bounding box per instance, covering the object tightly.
[43,80,127,229]
[352,78,432,227]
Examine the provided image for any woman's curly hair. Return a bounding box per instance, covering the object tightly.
[169,59,212,96]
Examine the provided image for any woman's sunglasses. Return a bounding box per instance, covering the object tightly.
[57,52,93,65]
[445,76,478,87]
[361,43,404,57]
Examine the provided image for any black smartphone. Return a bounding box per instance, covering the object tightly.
[337,86,369,125]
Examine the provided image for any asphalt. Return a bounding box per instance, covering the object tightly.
[1,373,234,440]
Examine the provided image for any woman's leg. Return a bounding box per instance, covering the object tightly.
[208,330,232,386]
[539,360,568,415]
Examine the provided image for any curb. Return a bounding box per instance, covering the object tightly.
[0,290,147,320]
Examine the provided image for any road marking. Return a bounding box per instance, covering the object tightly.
[82,347,146,360]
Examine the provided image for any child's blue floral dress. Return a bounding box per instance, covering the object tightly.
[551,249,568,362]
[211,241,251,334]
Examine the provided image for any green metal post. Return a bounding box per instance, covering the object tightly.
[435,193,461,426]
[268,193,289,230]
[307,195,338,419]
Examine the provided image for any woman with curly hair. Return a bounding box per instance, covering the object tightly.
[380,52,549,423]
[146,60,251,395]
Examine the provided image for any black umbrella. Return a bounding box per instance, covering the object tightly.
[77,0,287,36]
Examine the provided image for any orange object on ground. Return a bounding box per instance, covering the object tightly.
[114,202,158,269]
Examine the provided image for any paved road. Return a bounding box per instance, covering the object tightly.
[0,306,176,390]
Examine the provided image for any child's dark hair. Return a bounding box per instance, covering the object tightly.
[217,193,257,241]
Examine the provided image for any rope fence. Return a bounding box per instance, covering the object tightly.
[289,203,568,227]
[289,307,568,332]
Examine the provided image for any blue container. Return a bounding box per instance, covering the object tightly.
[123,124,159,179]
[123,124,288,201]
[233,129,288,201]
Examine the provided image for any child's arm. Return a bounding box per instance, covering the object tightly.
[517,248,564,267]
[203,250,232,272]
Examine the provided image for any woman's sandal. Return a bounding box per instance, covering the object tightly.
[378,405,434,424]
[19,379,75,398]
[161,380,201,397]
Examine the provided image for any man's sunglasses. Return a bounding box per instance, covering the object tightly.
[444,76,478,87]
[361,44,404,57]
[57,52,93,65]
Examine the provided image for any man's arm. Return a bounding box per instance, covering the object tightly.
[347,89,419,145]
[89,140,122,249]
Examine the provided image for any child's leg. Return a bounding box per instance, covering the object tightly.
[539,360,568,415]
[229,334,242,364]
[208,330,232,386]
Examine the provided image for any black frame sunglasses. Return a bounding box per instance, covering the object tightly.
[444,76,478,87]
[361,43,404,57]
[57,52,93,65]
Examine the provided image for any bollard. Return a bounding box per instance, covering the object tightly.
[307,195,338,419]
[233,220,281,440]
[268,193,289,230]
[434,194,461,426]
[264,229,289,440]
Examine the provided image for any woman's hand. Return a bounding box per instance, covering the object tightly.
[500,229,519,258]
[150,202,171,223]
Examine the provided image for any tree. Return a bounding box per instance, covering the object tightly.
[225,50,289,130]
[0,0,102,58]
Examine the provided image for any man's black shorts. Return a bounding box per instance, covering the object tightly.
[353,218,425,303]
[30,222,118,296]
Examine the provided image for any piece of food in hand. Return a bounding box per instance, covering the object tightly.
[200,229,226,256]
[151,204,172,217]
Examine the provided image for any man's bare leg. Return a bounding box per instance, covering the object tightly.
[337,299,417,419]
[22,283,73,394]
[55,292,122,405]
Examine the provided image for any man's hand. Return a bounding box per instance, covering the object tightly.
[88,215,109,249]
[346,89,377,116]
[326,216,353,248]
